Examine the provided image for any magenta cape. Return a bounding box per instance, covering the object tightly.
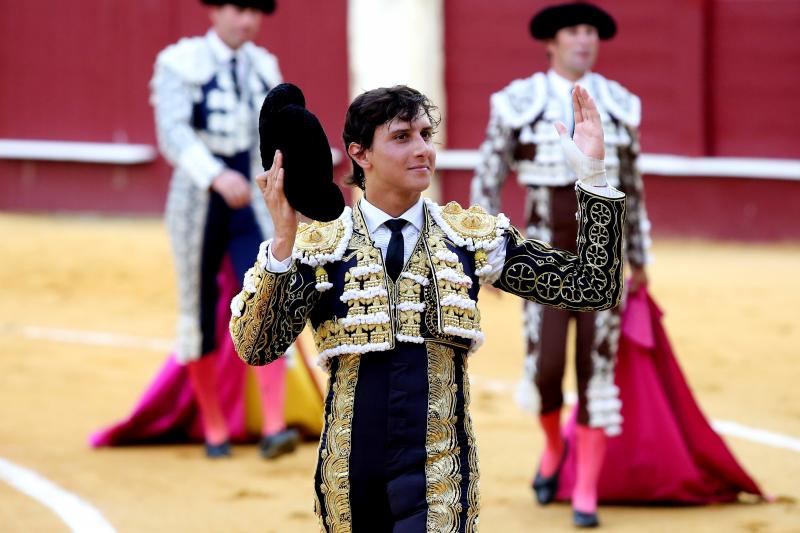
[90,262,323,447]
[556,288,763,503]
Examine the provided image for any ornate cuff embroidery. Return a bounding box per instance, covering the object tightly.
[495,187,625,311]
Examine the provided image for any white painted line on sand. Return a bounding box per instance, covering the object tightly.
[712,420,800,454]
[467,376,800,454]
[0,457,116,533]
[6,325,800,454]
[18,325,173,352]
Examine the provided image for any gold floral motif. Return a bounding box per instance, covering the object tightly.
[474,249,488,274]
[425,342,462,532]
[318,354,360,533]
[315,265,329,287]
[398,310,421,337]
[230,268,278,363]
[395,247,429,339]
[398,277,422,300]
[315,319,348,353]
[370,323,391,345]
[296,218,346,256]
[440,202,497,240]
[427,233,481,337]
[462,357,480,532]
[406,246,431,277]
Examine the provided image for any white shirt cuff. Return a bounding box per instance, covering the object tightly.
[266,243,292,273]
[576,181,625,199]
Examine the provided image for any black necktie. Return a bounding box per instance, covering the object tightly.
[384,218,407,281]
[230,57,241,100]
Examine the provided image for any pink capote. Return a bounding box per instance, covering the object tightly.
[90,260,322,447]
[555,288,763,503]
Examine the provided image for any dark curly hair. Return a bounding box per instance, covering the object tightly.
[342,85,440,190]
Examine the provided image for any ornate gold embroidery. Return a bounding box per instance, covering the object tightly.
[319,354,360,533]
[425,342,461,532]
[427,233,481,339]
[342,247,391,347]
[496,189,624,311]
[313,490,326,533]
[231,265,318,366]
[296,218,346,255]
[230,268,278,363]
[440,202,497,241]
[462,357,480,532]
[396,248,430,339]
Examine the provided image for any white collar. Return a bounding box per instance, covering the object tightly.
[359,196,425,235]
[206,29,243,64]
[547,69,592,95]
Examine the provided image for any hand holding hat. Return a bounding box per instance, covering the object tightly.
[258,83,345,222]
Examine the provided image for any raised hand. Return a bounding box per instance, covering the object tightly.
[256,150,297,261]
[554,85,605,161]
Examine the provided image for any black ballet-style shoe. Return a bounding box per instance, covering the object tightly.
[572,509,600,528]
[204,441,231,458]
[259,428,300,459]
[532,441,568,505]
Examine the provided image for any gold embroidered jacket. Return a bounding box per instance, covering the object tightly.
[230,185,625,368]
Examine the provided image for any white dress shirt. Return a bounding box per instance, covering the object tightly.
[547,69,591,133]
[359,195,424,265]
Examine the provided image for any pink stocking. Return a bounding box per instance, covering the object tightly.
[252,356,287,437]
[538,410,565,477]
[572,425,608,513]
[187,355,229,445]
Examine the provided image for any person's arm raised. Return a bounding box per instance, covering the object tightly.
[490,85,626,311]
[554,85,615,191]
[256,150,297,262]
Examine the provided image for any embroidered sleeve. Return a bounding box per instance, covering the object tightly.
[229,246,321,366]
[493,185,626,311]
[150,63,223,189]
[470,104,518,215]
[617,126,651,267]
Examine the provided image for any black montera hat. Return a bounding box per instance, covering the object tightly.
[259,83,345,222]
[201,0,276,14]
[530,2,616,40]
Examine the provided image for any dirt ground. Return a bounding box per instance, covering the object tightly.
[1,212,799,532]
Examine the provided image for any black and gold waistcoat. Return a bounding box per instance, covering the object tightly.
[230,184,626,369]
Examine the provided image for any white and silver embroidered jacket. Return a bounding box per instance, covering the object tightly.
[471,71,651,266]
[151,33,282,362]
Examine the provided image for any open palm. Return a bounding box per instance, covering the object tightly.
[557,85,605,161]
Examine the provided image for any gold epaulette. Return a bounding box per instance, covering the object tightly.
[292,207,353,268]
[440,202,498,241]
[427,200,510,252]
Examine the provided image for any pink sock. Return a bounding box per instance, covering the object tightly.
[538,410,564,477]
[187,355,229,445]
[253,356,287,436]
[572,425,608,513]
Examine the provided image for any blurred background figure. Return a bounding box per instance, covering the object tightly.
[91,0,311,459]
[470,2,649,527]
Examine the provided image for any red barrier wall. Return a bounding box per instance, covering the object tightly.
[2,1,799,241]
[0,0,350,213]
[441,0,800,241]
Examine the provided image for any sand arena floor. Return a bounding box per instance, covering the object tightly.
[0,212,799,532]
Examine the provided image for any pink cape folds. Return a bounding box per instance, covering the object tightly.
[90,262,324,448]
[555,288,763,503]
